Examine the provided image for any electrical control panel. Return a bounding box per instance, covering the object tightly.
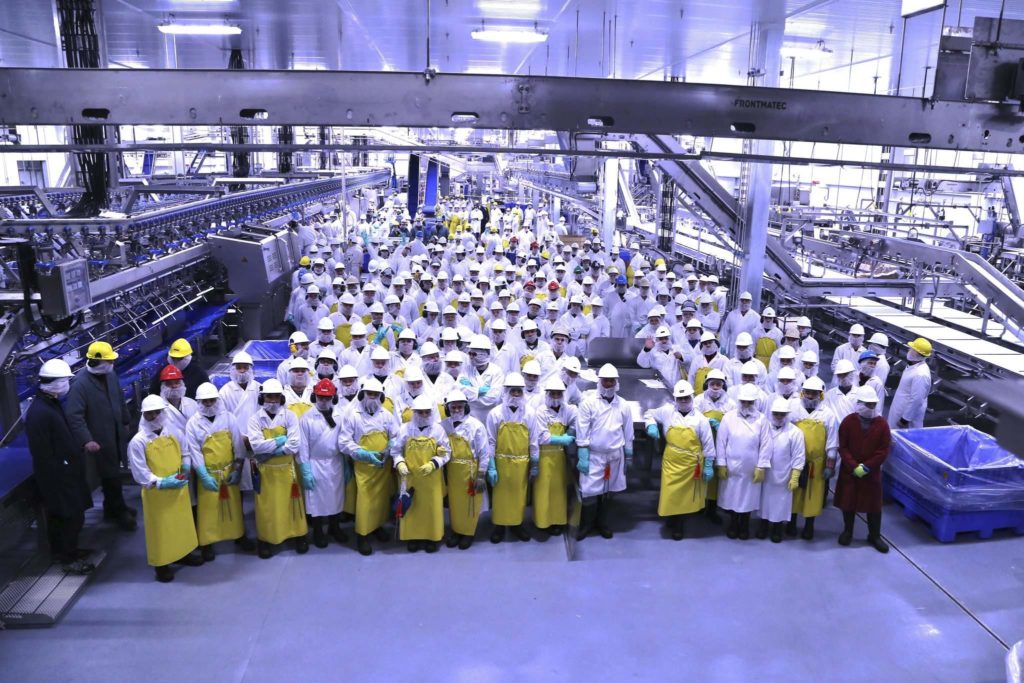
[37,258,92,318]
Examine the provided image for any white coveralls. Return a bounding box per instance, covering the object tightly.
[575,391,634,498]
[715,410,771,513]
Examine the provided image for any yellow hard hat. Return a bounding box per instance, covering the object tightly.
[655,258,666,267]
[169,338,193,358]
[907,337,933,358]
[541,250,550,260]
[86,341,118,361]
[299,256,311,267]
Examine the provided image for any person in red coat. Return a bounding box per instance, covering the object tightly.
[834,387,891,553]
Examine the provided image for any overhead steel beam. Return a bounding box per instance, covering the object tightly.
[2,69,1023,152]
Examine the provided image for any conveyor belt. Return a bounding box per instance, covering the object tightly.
[878,297,1022,347]
[826,296,1024,376]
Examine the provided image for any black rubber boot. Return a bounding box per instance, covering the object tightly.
[154,565,174,583]
[295,536,309,554]
[178,552,204,567]
[357,535,373,556]
[407,541,422,552]
[670,515,685,541]
[424,541,439,553]
[312,519,329,549]
[867,512,889,554]
[770,522,784,543]
[490,525,505,544]
[374,527,390,542]
[801,516,815,541]
[596,495,614,539]
[755,518,769,540]
[726,512,740,539]
[257,541,272,559]
[738,512,751,540]
[457,534,474,550]
[786,514,799,537]
[446,533,461,548]
[548,525,564,536]
[511,525,530,542]
[328,516,349,544]
[838,512,855,546]
[704,499,723,525]
[201,544,216,562]
[235,536,255,552]
[576,503,597,541]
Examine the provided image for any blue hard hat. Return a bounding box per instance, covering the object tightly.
[859,350,879,362]
[615,275,628,286]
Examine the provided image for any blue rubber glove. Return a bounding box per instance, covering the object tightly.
[273,444,285,456]
[823,466,834,480]
[576,447,590,474]
[646,423,660,440]
[391,324,403,334]
[702,456,715,482]
[478,384,490,396]
[273,435,287,448]
[227,468,241,486]
[156,474,187,490]
[708,418,721,431]
[344,459,354,483]
[194,464,218,492]
[549,434,574,446]
[460,377,473,387]
[854,464,869,478]
[624,447,633,466]
[299,462,316,491]
[373,328,388,344]
[487,460,498,487]
[530,459,539,478]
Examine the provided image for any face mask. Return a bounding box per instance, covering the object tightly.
[362,396,380,414]
[506,394,524,410]
[161,384,185,402]
[763,322,773,331]
[599,385,617,400]
[231,368,253,386]
[778,382,794,397]
[869,344,884,356]
[737,347,752,361]
[473,352,490,366]
[340,381,358,397]
[171,355,192,371]
[319,332,334,344]
[545,395,562,411]
[146,413,166,431]
[551,339,566,353]
[352,337,366,349]
[317,363,335,378]
[414,414,432,429]
[675,398,693,414]
[739,404,756,418]
[295,347,310,359]
[703,343,719,357]
[422,358,441,375]
[290,373,309,391]
[309,300,320,310]
[561,372,577,388]
[399,340,414,355]
[316,397,334,412]
[803,397,821,412]
[838,374,854,388]
[41,378,71,398]
[657,340,672,352]
[264,401,281,416]
[799,329,810,339]
[908,349,924,364]
[857,404,876,419]
[524,377,539,392]
[448,405,466,421]
[707,387,724,400]
[87,361,113,375]
[771,415,787,428]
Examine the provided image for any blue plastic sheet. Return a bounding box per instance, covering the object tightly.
[889,426,1024,511]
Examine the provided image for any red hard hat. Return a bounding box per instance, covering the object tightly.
[159,364,184,382]
[547,280,559,291]
[525,280,535,288]
[530,241,539,249]
[313,378,337,397]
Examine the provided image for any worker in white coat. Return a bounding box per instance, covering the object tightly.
[391,395,451,553]
[295,285,328,340]
[460,334,506,409]
[867,332,891,386]
[532,377,578,539]
[575,364,634,541]
[726,332,768,388]
[719,291,760,354]
[715,383,772,540]
[276,331,312,386]
[441,390,491,550]
[758,398,805,543]
[787,376,839,541]
[246,380,308,559]
[485,373,539,543]
[824,359,858,420]
[644,380,716,540]
[855,350,887,411]
[128,395,202,582]
[184,383,248,562]
[637,325,686,387]
[689,331,730,393]
[309,316,345,360]
[830,323,867,383]
[218,351,261,494]
[888,337,933,429]
[298,379,349,549]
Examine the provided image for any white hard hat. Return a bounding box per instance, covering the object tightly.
[369,301,385,314]
[370,346,390,362]
[735,332,753,347]
[306,285,320,295]
[195,382,220,401]
[360,377,384,393]
[351,321,368,336]
[835,359,856,375]
[563,356,582,373]
[797,316,812,327]
[398,328,416,341]
[673,380,695,399]
[39,358,73,380]
[259,378,283,395]
[317,348,338,363]
[290,331,310,344]
[504,372,526,388]
[404,366,425,383]
[739,291,752,301]
[317,317,334,331]
[384,294,401,306]
[423,300,440,314]
[777,367,797,381]
[655,325,671,338]
[289,356,310,372]
[779,346,796,360]
[800,350,819,364]
[741,361,760,376]
[444,350,464,364]
[440,328,459,342]
[854,386,879,403]
[770,397,791,413]
[737,384,760,402]
[446,389,468,404]
[469,335,492,351]
[140,395,167,412]
[869,333,889,347]
[544,376,567,392]
[338,364,359,379]
[411,394,433,412]
[522,360,541,376]
[232,350,254,365]
[597,363,619,380]
[699,331,717,344]
[686,319,703,330]
[762,307,776,317]
[705,369,727,383]
[648,305,666,318]
[492,318,509,332]
[850,323,865,336]
[420,342,439,357]
[802,376,826,393]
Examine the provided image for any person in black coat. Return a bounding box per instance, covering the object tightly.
[65,341,137,531]
[27,360,96,574]
[146,338,210,398]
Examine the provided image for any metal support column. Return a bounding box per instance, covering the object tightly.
[658,177,674,251]
[737,5,784,307]
[601,158,619,248]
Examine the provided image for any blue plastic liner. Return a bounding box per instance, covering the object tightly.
[889,426,1024,511]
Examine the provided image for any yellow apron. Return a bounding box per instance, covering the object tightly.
[755,337,777,369]
[361,313,372,325]
[658,425,706,516]
[398,437,445,541]
[446,433,482,536]
[519,352,537,370]
[702,409,725,501]
[401,407,413,423]
[533,422,568,528]
[491,422,531,526]
[694,366,712,397]
[140,435,198,566]
[583,305,592,316]
[289,403,312,419]
[196,430,244,546]
[626,264,635,287]
[255,426,308,544]
[382,396,395,415]
[335,321,352,346]
[793,418,827,518]
[354,430,394,535]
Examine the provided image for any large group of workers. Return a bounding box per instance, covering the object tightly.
[26,196,935,581]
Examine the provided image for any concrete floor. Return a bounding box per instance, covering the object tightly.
[1,487,1021,683]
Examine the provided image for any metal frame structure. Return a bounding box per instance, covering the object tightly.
[2,69,1024,153]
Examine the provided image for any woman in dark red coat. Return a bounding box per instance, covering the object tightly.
[834,387,891,553]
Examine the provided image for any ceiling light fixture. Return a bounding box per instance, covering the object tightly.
[471,26,547,44]
[158,23,242,36]
[780,40,832,58]
[476,0,542,17]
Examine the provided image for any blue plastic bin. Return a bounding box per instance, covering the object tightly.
[885,426,1024,542]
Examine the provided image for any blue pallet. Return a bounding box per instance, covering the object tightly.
[884,476,1024,543]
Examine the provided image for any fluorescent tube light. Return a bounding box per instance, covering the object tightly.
[471,28,547,44]
[477,0,541,17]
[158,23,242,36]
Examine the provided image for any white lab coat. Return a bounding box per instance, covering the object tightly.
[461,362,506,409]
[726,383,770,415]
[298,407,348,517]
[337,402,400,456]
[887,361,932,428]
[162,396,198,436]
[725,356,768,389]
[824,386,857,422]
[184,411,244,472]
[719,309,761,354]
[830,342,867,379]
[760,421,806,522]
[715,410,771,513]
[246,407,300,461]
[604,291,634,338]
[787,400,840,482]
[643,404,716,462]
[295,302,329,340]
[637,345,686,387]
[697,309,721,333]
[575,391,634,497]
[688,352,730,390]
[128,422,186,488]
